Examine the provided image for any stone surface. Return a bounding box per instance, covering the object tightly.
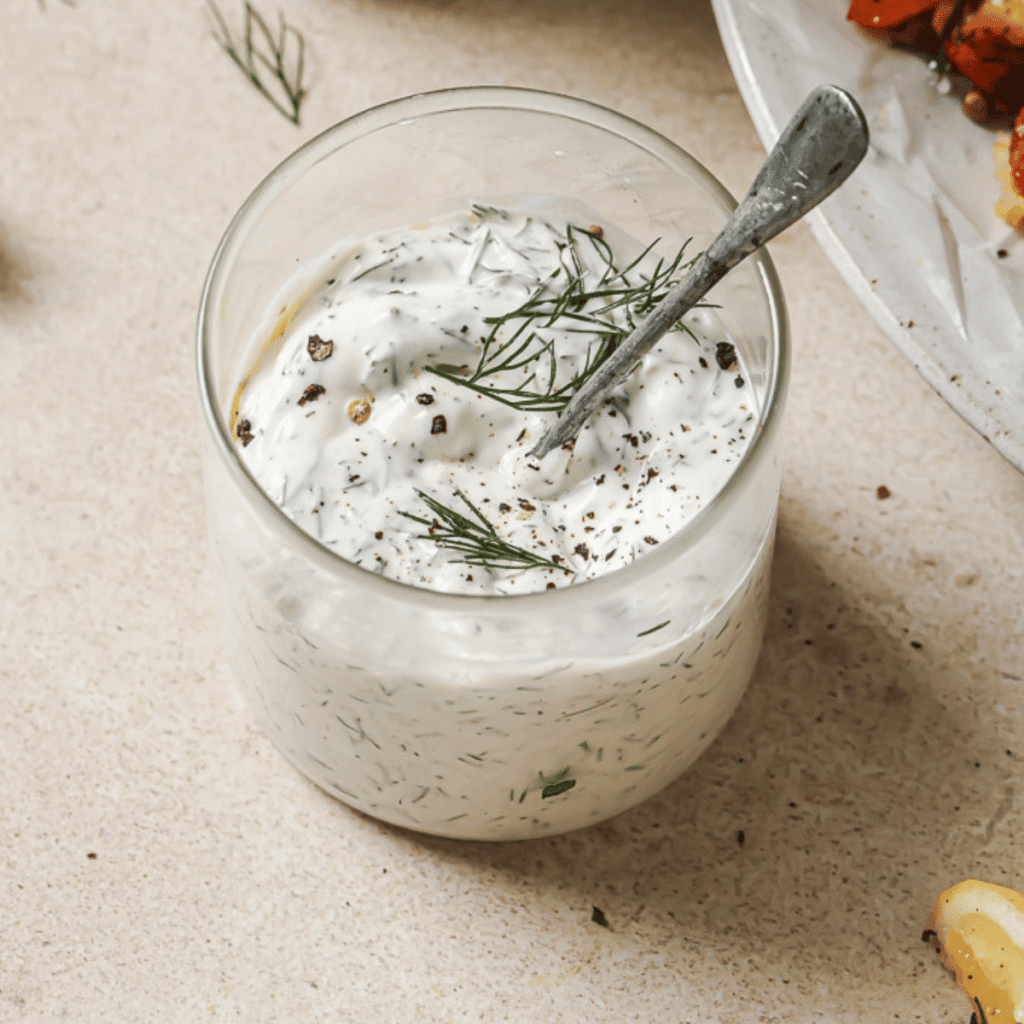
[1,1,1021,1022]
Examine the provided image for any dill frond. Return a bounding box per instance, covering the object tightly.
[424,219,701,413]
[400,490,573,575]
[206,0,308,125]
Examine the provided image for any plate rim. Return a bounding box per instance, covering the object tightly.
[709,0,1024,472]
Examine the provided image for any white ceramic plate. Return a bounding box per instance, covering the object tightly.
[711,0,1024,470]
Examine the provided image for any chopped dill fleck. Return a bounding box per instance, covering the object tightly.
[637,620,671,637]
[469,203,512,221]
[541,778,577,798]
[350,257,394,282]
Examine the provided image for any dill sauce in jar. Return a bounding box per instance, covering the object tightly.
[197,89,789,840]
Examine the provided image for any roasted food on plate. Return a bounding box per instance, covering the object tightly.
[925,878,1024,1023]
[847,0,1024,230]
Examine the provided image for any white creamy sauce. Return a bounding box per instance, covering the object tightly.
[215,197,775,839]
[216,539,773,840]
[233,200,755,595]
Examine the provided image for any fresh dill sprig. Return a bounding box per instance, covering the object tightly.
[399,489,572,575]
[206,0,307,125]
[424,220,701,413]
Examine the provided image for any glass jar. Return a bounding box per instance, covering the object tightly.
[197,87,789,841]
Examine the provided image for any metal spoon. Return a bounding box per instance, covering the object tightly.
[530,84,869,459]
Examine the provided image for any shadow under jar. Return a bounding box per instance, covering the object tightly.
[196,87,789,841]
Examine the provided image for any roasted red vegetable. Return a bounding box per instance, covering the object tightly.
[848,0,941,48]
[848,0,1024,116]
[847,0,1024,228]
[847,0,939,28]
[933,1,1024,110]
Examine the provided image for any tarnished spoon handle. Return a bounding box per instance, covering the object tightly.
[531,84,869,459]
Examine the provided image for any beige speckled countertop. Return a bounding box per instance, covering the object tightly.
[2,2,1022,1022]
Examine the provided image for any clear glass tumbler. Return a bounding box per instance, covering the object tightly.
[197,87,789,841]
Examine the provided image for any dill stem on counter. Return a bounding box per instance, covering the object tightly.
[206,0,307,125]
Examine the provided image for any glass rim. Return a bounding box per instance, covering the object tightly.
[196,85,790,613]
